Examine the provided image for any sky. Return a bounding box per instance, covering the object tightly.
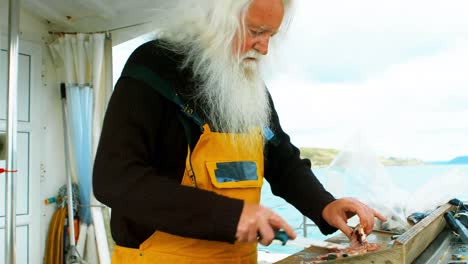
[265,0,468,161]
[114,0,468,161]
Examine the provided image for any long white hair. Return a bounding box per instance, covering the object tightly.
[152,0,294,134]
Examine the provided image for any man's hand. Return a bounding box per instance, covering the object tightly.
[236,203,296,246]
[322,198,387,238]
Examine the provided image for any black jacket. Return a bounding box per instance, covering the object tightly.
[93,40,337,248]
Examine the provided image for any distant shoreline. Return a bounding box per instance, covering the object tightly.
[300,147,426,168]
[300,147,468,168]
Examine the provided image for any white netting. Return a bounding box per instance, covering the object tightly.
[323,133,467,233]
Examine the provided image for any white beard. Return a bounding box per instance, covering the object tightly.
[194,50,271,134]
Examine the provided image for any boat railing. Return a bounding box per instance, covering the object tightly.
[299,215,317,237]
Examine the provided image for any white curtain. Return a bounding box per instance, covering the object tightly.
[49,33,112,264]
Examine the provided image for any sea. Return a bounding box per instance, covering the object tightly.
[258,164,468,255]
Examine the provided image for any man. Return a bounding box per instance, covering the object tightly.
[93,0,386,263]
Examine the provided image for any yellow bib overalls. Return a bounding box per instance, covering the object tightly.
[112,122,264,263]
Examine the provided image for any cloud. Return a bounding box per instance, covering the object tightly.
[273,0,468,84]
[291,0,468,33]
[267,36,468,160]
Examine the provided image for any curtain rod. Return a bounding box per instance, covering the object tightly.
[48,21,151,35]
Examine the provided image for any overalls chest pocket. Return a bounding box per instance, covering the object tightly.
[205,161,263,189]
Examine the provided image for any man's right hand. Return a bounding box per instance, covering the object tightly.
[236,203,296,246]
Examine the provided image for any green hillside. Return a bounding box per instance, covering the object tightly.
[299,148,340,167]
[299,147,425,168]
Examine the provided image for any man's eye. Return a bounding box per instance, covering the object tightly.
[250,29,263,36]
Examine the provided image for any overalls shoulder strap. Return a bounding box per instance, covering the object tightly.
[120,63,204,146]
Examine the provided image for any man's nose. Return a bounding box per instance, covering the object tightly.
[254,35,270,55]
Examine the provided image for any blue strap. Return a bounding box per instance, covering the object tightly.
[263,127,280,145]
[121,64,280,146]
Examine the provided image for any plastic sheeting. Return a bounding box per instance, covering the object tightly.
[49,33,112,264]
[323,133,468,233]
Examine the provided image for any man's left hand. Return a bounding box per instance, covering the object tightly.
[322,197,387,238]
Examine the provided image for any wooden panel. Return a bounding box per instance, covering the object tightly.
[276,230,399,264]
[0,158,5,217]
[394,203,452,264]
[326,247,403,264]
[16,132,30,215]
[0,38,42,264]
[277,247,403,264]
[275,246,329,263]
[0,132,5,159]
[0,50,31,122]
[276,203,453,263]
[0,225,29,263]
[0,132,30,216]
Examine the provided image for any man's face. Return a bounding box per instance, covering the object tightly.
[235,0,285,61]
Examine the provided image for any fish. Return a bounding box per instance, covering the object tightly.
[309,224,380,263]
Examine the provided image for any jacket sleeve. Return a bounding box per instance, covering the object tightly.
[92,78,243,243]
[264,93,338,235]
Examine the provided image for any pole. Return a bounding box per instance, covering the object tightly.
[60,84,79,262]
[5,0,20,263]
